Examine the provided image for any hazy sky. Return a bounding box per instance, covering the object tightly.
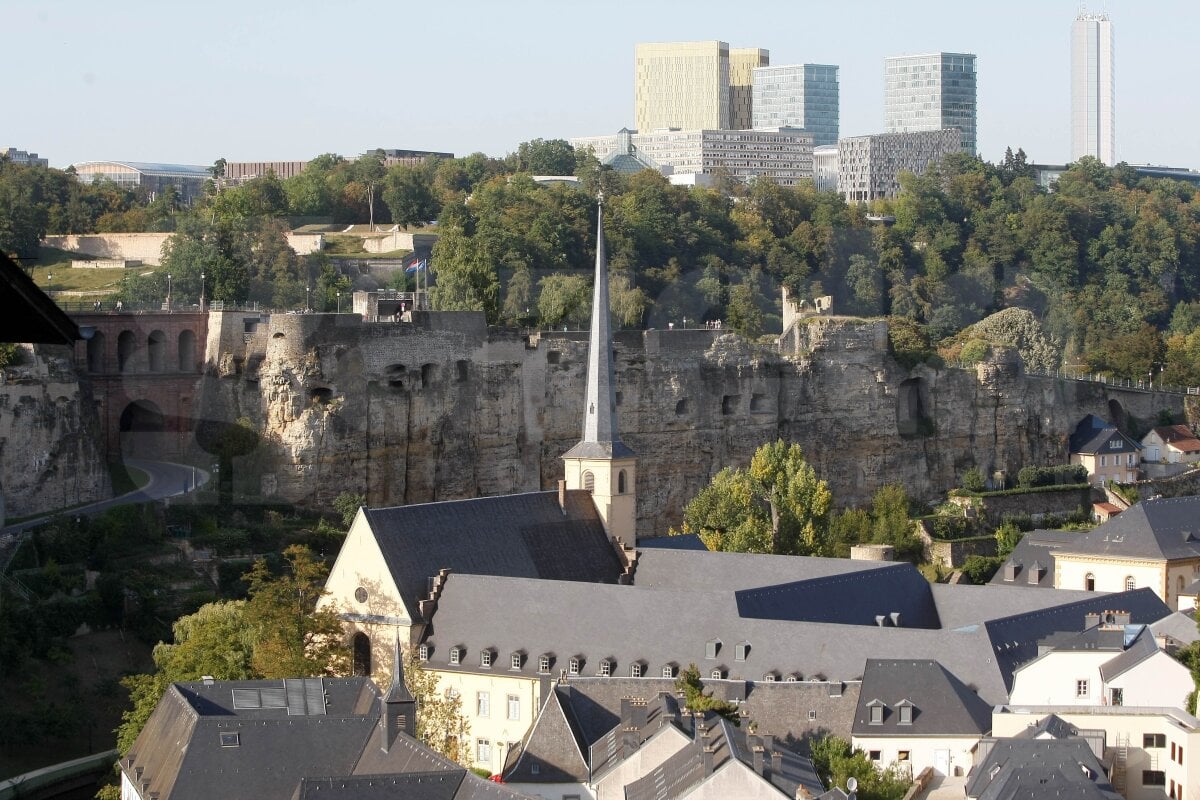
[8,0,1195,170]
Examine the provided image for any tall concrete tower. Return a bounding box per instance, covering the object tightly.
[1071,9,1115,165]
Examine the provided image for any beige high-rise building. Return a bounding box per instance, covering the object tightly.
[728,47,769,129]
[635,41,731,131]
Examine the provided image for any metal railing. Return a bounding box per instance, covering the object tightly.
[944,359,1198,396]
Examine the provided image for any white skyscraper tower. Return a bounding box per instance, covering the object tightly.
[1071,9,1115,164]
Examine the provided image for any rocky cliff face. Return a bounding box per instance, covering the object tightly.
[0,345,111,519]
[195,312,1184,536]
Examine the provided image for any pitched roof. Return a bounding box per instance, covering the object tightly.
[1149,610,1200,647]
[1056,496,1200,561]
[1098,626,1159,681]
[966,738,1120,800]
[1071,426,1140,455]
[362,490,624,619]
[852,660,993,737]
[735,564,941,628]
[988,530,1081,590]
[502,687,589,783]
[123,678,531,800]
[1150,424,1200,449]
[634,548,893,592]
[0,251,80,344]
[638,534,709,552]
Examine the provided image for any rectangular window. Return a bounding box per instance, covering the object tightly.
[507,694,520,721]
[1179,745,1184,764]
[450,648,461,666]
[599,660,611,677]
[568,658,580,676]
[898,750,910,762]
[869,750,881,761]
[480,650,492,668]
[418,644,429,661]
[476,739,491,763]
[631,663,643,678]
[538,655,550,673]
[1144,770,1166,786]
[1172,742,1177,759]
[1145,734,1167,748]
[510,653,521,670]
[1076,679,1089,698]
[476,692,490,717]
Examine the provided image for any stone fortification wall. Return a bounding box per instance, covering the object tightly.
[0,345,111,519]
[192,314,1186,536]
[44,232,322,265]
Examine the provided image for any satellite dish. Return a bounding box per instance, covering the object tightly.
[847,776,858,792]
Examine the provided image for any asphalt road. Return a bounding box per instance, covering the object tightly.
[0,459,211,536]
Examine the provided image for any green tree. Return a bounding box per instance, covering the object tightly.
[675,663,738,722]
[333,491,366,528]
[681,441,832,556]
[511,138,577,175]
[242,545,348,678]
[995,522,1024,558]
[810,735,910,800]
[536,273,591,329]
[429,222,500,322]
[961,466,986,492]
[353,152,387,226]
[403,647,471,764]
[383,164,438,227]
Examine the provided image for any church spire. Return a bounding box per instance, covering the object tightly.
[564,195,633,459]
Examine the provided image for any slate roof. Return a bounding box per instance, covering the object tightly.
[361,490,624,620]
[1069,415,1138,454]
[988,530,1080,590]
[637,534,709,552]
[852,660,993,738]
[1056,496,1200,561]
[633,548,893,592]
[1098,626,1158,681]
[1149,610,1200,648]
[735,563,941,628]
[123,678,532,800]
[423,570,1169,707]
[965,738,1120,800]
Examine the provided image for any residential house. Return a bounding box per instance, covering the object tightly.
[1008,612,1193,709]
[1069,414,1141,485]
[1141,424,1200,465]
[992,705,1200,800]
[851,659,993,779]
[119,669,533,800]
[1051,496,1200,609]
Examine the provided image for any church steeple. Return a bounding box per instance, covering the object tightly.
[564,196,634,460]
[562,196,637,546]
[380,635,416,750]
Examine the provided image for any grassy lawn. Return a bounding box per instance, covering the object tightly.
[324,234,413,260]
[26,247,150,295]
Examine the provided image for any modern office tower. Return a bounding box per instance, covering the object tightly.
[1071,10,1115,164]
[635,41,731,131]
[812,145,839,192]
[752,64,840,146]
[837,129,961,203]
[728,47,770,129]
[571,128,814,187]
[884,53,977,154]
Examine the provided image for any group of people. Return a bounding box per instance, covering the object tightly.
[91,300,123,312]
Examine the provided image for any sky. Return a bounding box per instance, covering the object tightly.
[7,0,1197,171]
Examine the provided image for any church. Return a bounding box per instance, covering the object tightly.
[320,197,640,688]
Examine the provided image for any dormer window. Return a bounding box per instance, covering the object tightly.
[568,657,581,676]
[480,649,494,668]
[538,654,551,674]
[734,642,750,662]
[786,673,801,683]
[711,668,724,680]
[897,700,914,726]
[705,639,721,659]
[867,700,886,725]
[450,647,462,666]
[661,664,676,679]
[599,659,612,677]
[763,672,777,683]
[418,643,430,661]
[510,652,523,670]
[631,662,644,678]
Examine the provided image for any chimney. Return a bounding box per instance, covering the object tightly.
[702,745,715,776]
[558,479,567,511]
[752,742,765,776]
[770,749,782,779]
[1084,611,1101,629]
[630,698,649,731]
[620,697,633,727]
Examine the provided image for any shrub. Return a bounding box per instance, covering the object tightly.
[961,555,1005,584]
[960,467,986,493]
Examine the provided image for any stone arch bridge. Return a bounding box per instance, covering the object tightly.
[69,311,206,459]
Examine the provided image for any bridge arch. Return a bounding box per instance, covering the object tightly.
[117,330,137,372]
[147,330,168,372]
[119,399,166,456]
[178,329,197,372]
[87,331,107,373]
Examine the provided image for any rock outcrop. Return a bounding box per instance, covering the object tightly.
[0,345,111,519]
[194,311,1185,537]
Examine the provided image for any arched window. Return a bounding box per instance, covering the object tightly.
[617,470,627,494]
[582,470,595,493]
[1085,573,1095,592]
[1125,576,1136,592]
[352,632,371,677]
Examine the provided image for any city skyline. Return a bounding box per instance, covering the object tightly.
[6,0,1194,170]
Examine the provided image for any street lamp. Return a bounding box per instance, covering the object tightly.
[167,273,173,311]
[200,271,206,311]
[306,285,312,313]
[46,272,53,296]
[337,291,342,314]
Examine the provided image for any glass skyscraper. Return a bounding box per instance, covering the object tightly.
[1071,11,1115,165]
[884,53,977,155]
[751,64,840,147]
